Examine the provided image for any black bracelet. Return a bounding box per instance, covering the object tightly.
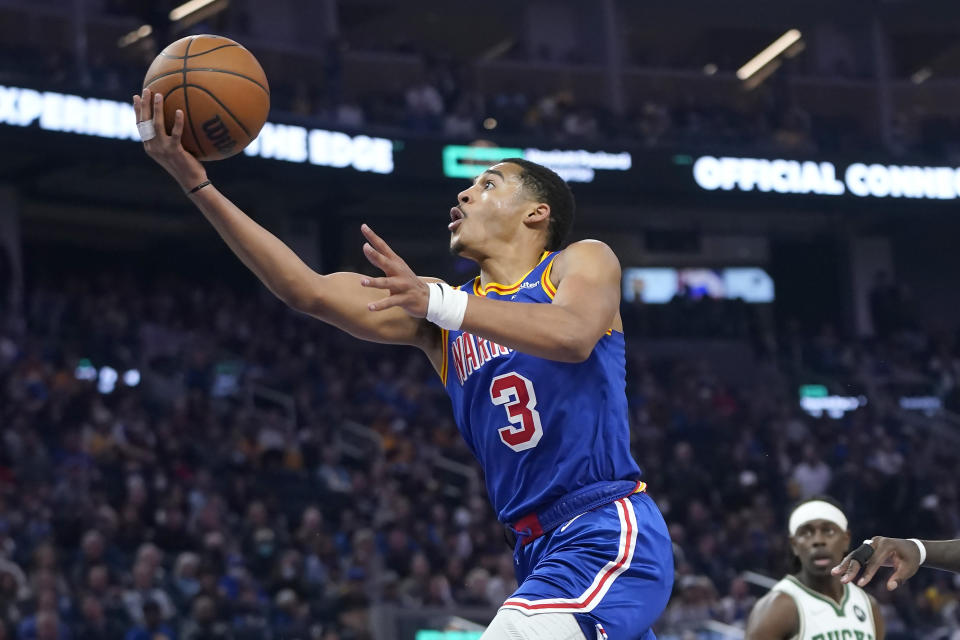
[187,180,211,195]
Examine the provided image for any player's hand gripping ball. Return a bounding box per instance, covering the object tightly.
[142,34,270,161]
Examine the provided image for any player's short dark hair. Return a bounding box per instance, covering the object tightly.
[501,158,575,252]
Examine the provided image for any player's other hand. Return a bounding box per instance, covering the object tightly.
[832,536,921,590]
[133,88,207,191]
[359,224,430,318]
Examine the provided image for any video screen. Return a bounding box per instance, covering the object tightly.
[622,267,775,303]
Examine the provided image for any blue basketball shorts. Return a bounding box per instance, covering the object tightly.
[500,491,674,640]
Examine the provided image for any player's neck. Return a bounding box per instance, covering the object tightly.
[795,571,845,604]
[477,243,548,289]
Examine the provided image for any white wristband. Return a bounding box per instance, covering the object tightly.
[908,538,927,565]
[425,282,468,330]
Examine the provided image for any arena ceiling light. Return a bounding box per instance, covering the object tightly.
[736,29,803,86]
[169,0,226,23]
[911,67,933,84]
[117,24,152,48]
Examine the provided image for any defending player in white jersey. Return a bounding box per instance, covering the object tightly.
[746,497,885,640]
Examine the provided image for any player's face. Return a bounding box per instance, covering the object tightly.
[790,519,851,577]
[449,163,535,259]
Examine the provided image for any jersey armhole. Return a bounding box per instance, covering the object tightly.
[795,591,805,640]
[774,589,804,640]
[544,252,619,337]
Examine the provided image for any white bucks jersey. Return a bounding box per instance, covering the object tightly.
[772,575,876,640]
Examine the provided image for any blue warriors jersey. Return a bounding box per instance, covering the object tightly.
[441,251,642,524]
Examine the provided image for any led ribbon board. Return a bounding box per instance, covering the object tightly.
[443,145,632,183]
[0,84,394,174]
[693,155,960,200]
[798,384,866,419]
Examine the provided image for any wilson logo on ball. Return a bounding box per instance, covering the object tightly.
[201,114,237,154]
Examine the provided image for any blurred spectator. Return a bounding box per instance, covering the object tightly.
[334,101,366,129]
[18,610,68,640]
[76,594,125,640]
[790,444,833,499]
[122,562,175,624]
[772,105,816,154]
[405,79,444,131]
[868,436,905,477]
[562,106,599,138]
[661,575,720,632]
[124,599,175,640]
[636,101,672,147]
[460,567,493,607]
[271,589,312,638]
[443,99,479,138]
[179,595,230,640]
[717,577,757,627]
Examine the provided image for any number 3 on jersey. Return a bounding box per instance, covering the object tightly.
[490,372,543,452]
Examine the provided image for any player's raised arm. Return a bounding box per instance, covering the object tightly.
[744,591,799,640]
[833,537,960,590]
[134,89,437,351]
[361,232,620,363]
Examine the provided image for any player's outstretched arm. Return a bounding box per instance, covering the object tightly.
[744,592,799,640]
[134,89,437,351]
[833,537,960,590]
[361,233,620,363]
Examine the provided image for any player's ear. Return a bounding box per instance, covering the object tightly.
[525,202,550,223]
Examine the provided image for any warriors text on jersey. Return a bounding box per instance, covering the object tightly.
[440,251,641,524]
[772,575,877,640]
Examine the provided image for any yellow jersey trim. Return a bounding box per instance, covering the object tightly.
[541,257,558,299]
[473,251,552,296]
[440,329,449,385]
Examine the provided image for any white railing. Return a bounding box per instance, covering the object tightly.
[339,418,384,460]
[246,382,296,429]
[739,570,778,590]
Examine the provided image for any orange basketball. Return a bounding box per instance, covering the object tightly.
[143,35,270,161]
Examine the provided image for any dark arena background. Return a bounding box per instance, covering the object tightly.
[2,0,960,638]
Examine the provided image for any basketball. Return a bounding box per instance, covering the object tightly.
[142,35,270,161]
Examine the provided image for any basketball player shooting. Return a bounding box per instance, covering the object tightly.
[745,498,884,640]
[134,89,673,639]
